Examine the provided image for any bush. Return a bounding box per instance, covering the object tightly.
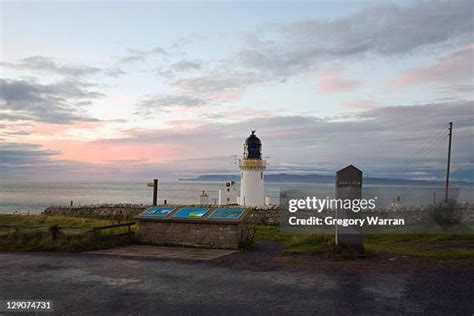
[429,202,463,232]
[241,225,257,250]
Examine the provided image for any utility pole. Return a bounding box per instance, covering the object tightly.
[445,122,453,203]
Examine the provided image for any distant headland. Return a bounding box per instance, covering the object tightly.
[180,173,474,186]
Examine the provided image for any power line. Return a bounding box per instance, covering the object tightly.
[405,133,447,165]
[404,135,446,166]
[402,128,446,163]
[403,137,446,168]
[402,128,447,166]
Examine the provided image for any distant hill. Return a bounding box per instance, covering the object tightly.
[180,173,474,186]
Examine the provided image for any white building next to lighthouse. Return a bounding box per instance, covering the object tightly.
[238,130,266,206]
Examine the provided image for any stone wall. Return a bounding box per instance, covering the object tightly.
[280,202,474,232]
[43,202,474,226]
[246,205,280,225]
[43,204,146,218]
[365,202,474,225]
[139,220,246,249]
[42,203,280,224]
[254,202,474,226]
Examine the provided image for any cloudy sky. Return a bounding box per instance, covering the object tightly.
[1,0,473,181]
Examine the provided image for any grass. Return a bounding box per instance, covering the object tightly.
[0,214,113,227]
[0,214,137,252]
[255,225,474,260]
[364,234,474,260]
[255,225,334,255]
[3,214,473,260]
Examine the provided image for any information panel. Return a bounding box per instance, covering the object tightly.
[142,207,175,217]
[209,208,246,220]
[173,207,209,219]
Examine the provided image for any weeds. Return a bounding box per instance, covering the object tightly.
[0,214,136,252]
[255,225,474,260]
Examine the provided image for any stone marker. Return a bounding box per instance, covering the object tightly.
[335,165,363,249]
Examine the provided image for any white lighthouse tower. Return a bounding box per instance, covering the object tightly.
[239,130,266,206]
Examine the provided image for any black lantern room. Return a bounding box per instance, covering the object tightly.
[244,130,262,159]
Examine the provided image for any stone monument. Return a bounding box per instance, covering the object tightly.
[335,165,363,249]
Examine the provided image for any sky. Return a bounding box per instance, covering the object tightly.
[0,0,473,182]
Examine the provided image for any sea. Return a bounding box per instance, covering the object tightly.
[1,180,473,214]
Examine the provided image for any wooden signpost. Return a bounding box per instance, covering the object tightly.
[147,179,158,206]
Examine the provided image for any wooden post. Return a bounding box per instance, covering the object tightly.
[153,179,158,206]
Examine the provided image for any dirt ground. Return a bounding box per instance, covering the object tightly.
[0,242,473,315]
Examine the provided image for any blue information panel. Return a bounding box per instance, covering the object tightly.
[209,208,245,220]
[173,207,209,219]
[142,207,175,217]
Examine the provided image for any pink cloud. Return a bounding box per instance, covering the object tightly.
[318,71,361,93]
[209,91,241,103]
[390,45,474,87]
[0,121,105,143]
[165,119,206,128]
[32,121,102,136]
[40,139,184,164]
[223,107,275,118]
[342,99,377,110]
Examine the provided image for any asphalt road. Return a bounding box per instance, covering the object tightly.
[0,252,473,315]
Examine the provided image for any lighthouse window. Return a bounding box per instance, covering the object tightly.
[227,188,230,192]
[261,172,263,179]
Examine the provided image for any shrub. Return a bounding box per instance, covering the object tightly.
[429,202,463,232]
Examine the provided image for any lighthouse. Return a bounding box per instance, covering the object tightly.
[239,130,266,206]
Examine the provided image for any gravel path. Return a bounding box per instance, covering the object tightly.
[0,251,473,315]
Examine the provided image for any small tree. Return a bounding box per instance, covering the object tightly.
[429,202,462,232]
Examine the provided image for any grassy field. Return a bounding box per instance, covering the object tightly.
[364,234,474,260]
[255,225,474,260]
[0,214,137,252]
[2,214,473,261]
[0,214,113,226]
[255,225,334,254]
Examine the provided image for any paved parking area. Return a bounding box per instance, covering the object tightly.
[0,252,473,315]
[84,245,238,261]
